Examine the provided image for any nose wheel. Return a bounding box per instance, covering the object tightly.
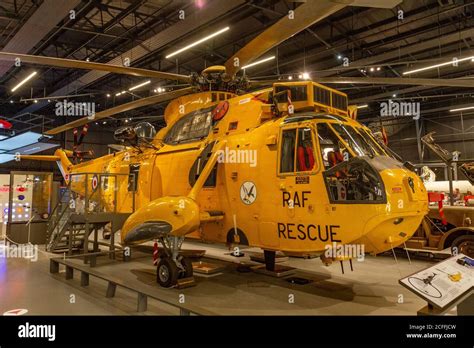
[155,236,194,288]
[157,258,179,288]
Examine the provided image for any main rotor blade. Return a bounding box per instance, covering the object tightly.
[0,52,191,82]
[316,77,474,88]
[224,0,402,78]
[224,1,346,78]
[45,87,195,135]
[250,77,474,88]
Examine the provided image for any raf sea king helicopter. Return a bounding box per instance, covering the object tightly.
[5,0,470,287]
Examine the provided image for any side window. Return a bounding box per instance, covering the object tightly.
[204,164,218,188]
[280,127,317,174]
[280,129,296,173]
[296,128,315,172]
[316,123,351,170]
[128,164,140,191]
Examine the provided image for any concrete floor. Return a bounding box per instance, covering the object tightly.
[0,237,454,316]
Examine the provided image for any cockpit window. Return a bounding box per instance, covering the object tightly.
[296,128,316,172]
[280,127,317,174]
[164,108,213,144]
[316,123,351,170]
[356,128,386,156]
[280,129,297,173]
[330,124,378,158]
[359,128,403,161]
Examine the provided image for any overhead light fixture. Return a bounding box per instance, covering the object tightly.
[242,56,275,70]
[166,26,229,59]
[11,71,37,92]
[129,80,151,91]
[302,72,310,80]
[337,55,342,60]
[403,56,474,75]
[449,106,474,112]
[357,104,368,109]
[9,100,13,104]
[376,67,381,71]
[116,91,126,96]
[34,99,38,103]
[370,67,375,72]
[106,94,111,98]
[288,76,293,80]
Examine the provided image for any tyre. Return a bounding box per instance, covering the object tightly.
[452,234,474,258]
[180,257,193,278]
[156,258,179,288]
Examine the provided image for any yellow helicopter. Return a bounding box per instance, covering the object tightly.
[5,0,472,287]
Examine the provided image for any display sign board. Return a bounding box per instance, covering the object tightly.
[399,254,474,309]
[3,308,28,316]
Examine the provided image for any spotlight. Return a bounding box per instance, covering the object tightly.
[370,67,375,72]
[376,67,381,71]
[106,94,111,98]
[288,76,293,80]
[9,100,13,104]
[337,55,342,60]
[392,94,397,98]
[302,72,310,80]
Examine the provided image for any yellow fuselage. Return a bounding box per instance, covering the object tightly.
[62,87,428,256]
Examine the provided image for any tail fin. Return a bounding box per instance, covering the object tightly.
[54,149,73,182]
[20,149,73,182]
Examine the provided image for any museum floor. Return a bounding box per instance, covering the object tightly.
[0,239,454,316]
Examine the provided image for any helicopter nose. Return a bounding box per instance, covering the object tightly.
[327,156,428,254]
[364,161,428,253]
[123,221,172,245]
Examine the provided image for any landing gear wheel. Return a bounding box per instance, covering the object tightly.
[452,235,474,258]
[180,257,194,278]
[157,258,179,288]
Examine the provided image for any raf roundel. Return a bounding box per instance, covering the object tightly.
[240,181,257,205]
[91,174,99,191]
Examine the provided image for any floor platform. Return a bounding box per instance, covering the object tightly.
[0,239,458,315]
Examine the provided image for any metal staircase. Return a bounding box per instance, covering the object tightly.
[46,172,135,255]
[46,191,92,253]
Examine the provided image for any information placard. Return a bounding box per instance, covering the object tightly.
[399,253,473,309]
